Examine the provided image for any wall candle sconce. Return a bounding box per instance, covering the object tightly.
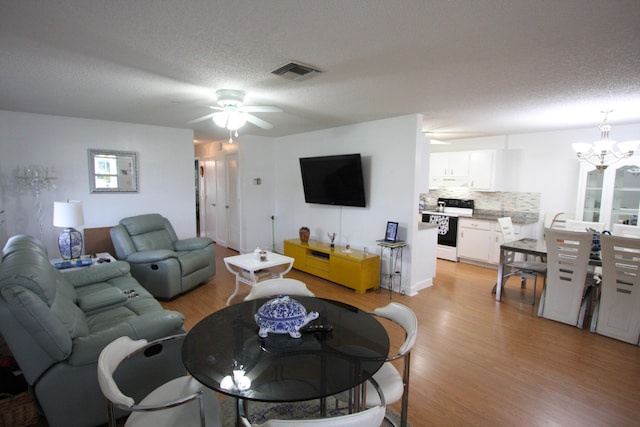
[15,165,56,242]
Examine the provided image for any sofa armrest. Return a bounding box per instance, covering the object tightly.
[64,261,131,288]
[174,237,213,251]
[68,310,185,366]
[126,249,176,264]
[76,287,127,313]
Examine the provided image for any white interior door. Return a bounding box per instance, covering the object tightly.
[202,157,217,241]
[226,154,241,251]
[215,157,229,247]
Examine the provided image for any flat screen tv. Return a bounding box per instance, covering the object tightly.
[299,154,366,207]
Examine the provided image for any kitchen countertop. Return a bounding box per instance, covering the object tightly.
[421,209,539,225]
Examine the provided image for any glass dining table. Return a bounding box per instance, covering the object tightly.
[182,296,389,424]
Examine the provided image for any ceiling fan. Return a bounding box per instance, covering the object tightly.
[189,89,282,141]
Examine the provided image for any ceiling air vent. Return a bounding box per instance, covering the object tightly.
[271,61,321,81]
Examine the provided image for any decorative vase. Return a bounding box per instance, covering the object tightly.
[299,227,310,243]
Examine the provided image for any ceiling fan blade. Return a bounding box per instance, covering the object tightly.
[242,105,282,113]
[188,112,217,124]
[245,114,273,129]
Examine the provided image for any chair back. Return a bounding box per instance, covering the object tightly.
[596,235,640,344]
[542,228,593,326]
[544,212,572,230]
[497,217,518,264]
[497,217,516,243]
[97,336,149,407]
[244,278,315,301]
[374,302,418,356]
[97,333,221,427]
[565,219,606,232]
[612,223,640,238]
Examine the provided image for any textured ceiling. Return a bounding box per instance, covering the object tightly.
[1,0,639,142]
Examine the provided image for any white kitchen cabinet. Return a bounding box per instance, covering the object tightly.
[430,151,470,177]
[576,158,640,228]
[430,150,505,190]
[468,150,506,190]
[429,152,470,187]
[459,219,535,265]
[458,218,492,262]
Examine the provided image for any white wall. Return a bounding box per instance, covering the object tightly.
[238,136,277,253]
[264,115,428,294]
[0,110,197,256]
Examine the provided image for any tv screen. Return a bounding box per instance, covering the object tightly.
[299,154,366,207]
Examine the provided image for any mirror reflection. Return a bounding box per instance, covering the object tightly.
[88,149,138,193]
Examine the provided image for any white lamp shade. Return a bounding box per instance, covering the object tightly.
[53,200,84,228]
[212,111,247,130]
[226,112,247,130]
[592,139,616,152]
[572,142,592,155]
[616,140,640,153]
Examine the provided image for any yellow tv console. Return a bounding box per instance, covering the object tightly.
[284,239,380,293]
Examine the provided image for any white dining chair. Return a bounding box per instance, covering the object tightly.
[612,223,640,238]
[543,212,573,230]
[540,228,594,327]
[494,217,547,305]
[591,234,640,344]
[238,377,386,427]
[564,219,606,232]
[97,334,223,427]
[335,302,416,427]
[244,278,315,301]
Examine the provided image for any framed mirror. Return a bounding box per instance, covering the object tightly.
[88,149,138,193]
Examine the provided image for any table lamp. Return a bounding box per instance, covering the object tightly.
[53,200,84,259]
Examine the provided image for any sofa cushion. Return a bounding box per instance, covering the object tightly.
[1,286,74,361]
[120,213,166,236]
[131,230,174,252]
[174,237,213,251]
[0,250,75,303]
[176,251,209,276]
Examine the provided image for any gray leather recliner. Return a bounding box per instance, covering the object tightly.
[110,214,216,299]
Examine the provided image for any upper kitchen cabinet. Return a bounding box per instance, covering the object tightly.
[576,158,640,227]
[430,151,470,187]
[430,149,506,190]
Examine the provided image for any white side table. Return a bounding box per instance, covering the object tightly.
[224,251,294,305]
[50,252,116,273]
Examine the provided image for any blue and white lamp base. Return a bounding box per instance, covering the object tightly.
[58,228,83,259]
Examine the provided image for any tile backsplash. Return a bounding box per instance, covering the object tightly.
[421,189,540,216]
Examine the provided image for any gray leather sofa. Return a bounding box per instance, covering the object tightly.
[0,235,186,427]
[110,214,216,299]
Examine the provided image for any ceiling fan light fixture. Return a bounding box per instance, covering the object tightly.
[215,89,245,107]
[226,112,247,130]
[212,110,247,130]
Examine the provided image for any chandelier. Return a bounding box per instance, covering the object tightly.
[572,111,640,170]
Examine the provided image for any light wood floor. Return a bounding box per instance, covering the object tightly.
[160,244,640,427]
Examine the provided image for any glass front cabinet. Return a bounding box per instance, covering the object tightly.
[576,158,640,227]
